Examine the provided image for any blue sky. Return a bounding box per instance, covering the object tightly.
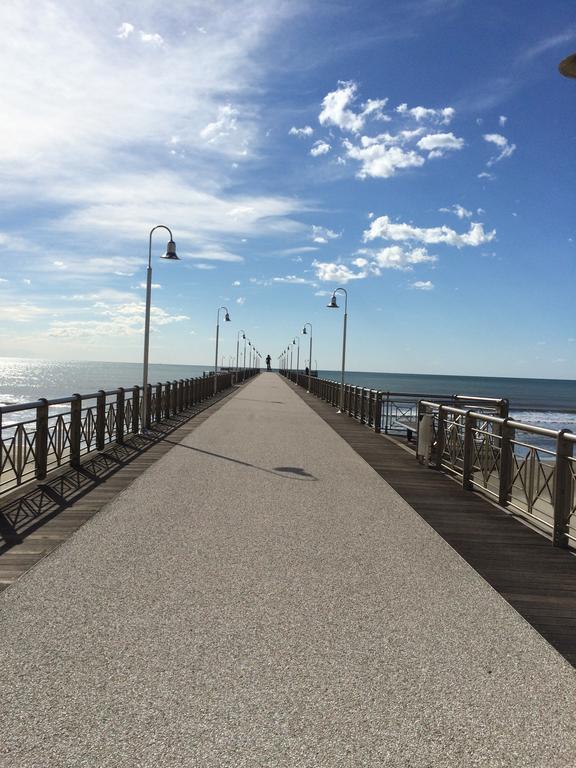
[0,0,575,378]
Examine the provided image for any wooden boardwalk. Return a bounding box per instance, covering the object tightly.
[0,386,239,591]
[293,384,576,668]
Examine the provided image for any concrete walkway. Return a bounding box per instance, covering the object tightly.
[1,373,576,767]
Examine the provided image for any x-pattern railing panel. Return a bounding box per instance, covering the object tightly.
[471,427,501,486]
[81,407,96,452]
[0,423,36,487]
[442,416,465,470]
[509,444,555,523]
[105,402,116,440]
[46,413,72,467]
[124,398,133,433]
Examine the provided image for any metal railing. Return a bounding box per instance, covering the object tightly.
[283,370,575,550]
[282,370,507,435]
[0,369,259,497]
[418,401,576,549]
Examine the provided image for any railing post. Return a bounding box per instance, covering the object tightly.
[553,430,574,548]
[35,398,49,480]
[164,382,171,419]
[384,392,390,434]
[96,390,106,450]
[374,391,382,433]
[462,411,474,490]
[435,405,445,470]
[116,388,125,444]
[69,393,82,468]
[154,384,161,423]
[178,379,184,412]
[498,419,514,506]
[132,386,140,434]
[172,380,177,414]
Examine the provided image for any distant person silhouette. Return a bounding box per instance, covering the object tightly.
[266,354,271,370]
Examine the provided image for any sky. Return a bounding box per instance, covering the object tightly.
[0,0,575,379]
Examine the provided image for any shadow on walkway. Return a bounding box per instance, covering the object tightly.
[163,440,317,481]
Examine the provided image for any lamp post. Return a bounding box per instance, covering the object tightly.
[302,322,313,393]
[214,306,231,394]
[236,329,246,376]
[142,225,179,431]
[326,287,348,414]
[293,337,300,382]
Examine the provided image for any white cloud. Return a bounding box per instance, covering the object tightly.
[116,22,134,39]
[200,105,239,144]
[478,171,495,181]
[47,302,188,338]
[396,104,455,125]
[232,280,241,286]
[359,246,437,271]
[416,132,464,154]
[343,139,425,179]
[364,215,496,248]
[411,280,434,290]
[483,133,516,165]
[311,225,341,244]
[439,204,473,219]
[184,248,244,263]
[0,1,302,234]
[0,303,51,322]
[236,296,246,304]
[310,85,462,180]
[140,31,164,46]
[50,172,307,248]
[360,98,389,121]
[499,115,508,126]
[310,140,331,157]
[319,81,365,133]
[280,246,319,255]
[272,275,316,285]
[289,126,314,137]
[312,260,367,283]
[192,263,216,270]
[69,289,137,303]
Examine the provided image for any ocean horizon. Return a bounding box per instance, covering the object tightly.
[0,357,575,432]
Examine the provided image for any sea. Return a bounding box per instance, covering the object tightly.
[0,357,575,435]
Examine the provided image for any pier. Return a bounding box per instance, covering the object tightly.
[1,372,576,765]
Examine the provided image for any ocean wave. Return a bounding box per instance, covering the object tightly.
[510,411,576,429]
[0,393,29,407]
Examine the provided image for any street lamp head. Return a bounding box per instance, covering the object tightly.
[327,293,339,309]
[161,240,179,260]
[224,311,231,322]
[302,326,307,334]
[559,53,576,78]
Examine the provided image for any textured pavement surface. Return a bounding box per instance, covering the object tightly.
[1,373,576,767]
